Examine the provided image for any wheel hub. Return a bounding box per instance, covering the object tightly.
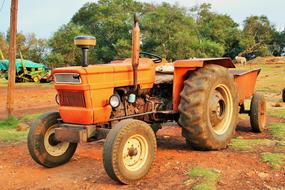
[208,84,233,135]
[48,133,60,146]
[210,91,226,127]
[44,125,70,157]
[128,147,138,157]
[122,134,148,171]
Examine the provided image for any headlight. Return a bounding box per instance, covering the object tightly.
[54,73,81,84]
[109,94,121,108]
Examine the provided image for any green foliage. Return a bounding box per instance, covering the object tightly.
[240,15,275,57]
[71,0,144,63]
[0,32,48,64]
[141,3,198,60]
[229,138,274,151]
[48,23,85,67]
[47,52,65,69]
[191,3,241,58]
[3,0,285,65]
[261,152,285,169]
[185,167,220,190]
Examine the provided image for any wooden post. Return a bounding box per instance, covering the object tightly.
[6,0,18,116]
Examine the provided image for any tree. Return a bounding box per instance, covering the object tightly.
[47,52,64,69]
[141,3,199,60]
[191,3,241,58]
[240,15,274,57]
[48,23,85,66]
[72,0,145,63]
[271,29,285,56]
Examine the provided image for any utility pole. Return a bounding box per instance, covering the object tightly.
[6,0,18,116]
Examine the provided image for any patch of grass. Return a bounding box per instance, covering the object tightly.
[267,107,285,119]
[185,167,220,190]
[0,129,28,142]
[229,138,274,151]
[267,123,285,141]
[261,152,285,169]
[19,113,41,123]
[0,116,19,129]
[0,113,42,142]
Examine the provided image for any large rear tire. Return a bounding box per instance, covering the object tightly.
[103,119,156,184]
[27,112,77,168]
[178,64,239,150]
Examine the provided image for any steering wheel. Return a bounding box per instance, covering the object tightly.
[140,52,162,63]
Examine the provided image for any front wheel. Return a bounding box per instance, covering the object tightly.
[103,119,157,184]
[27,112,77,168]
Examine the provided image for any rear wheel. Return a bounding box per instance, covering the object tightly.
[250,93,266,132]
[103,119,156,184]
[178,64,239,150]
[27,112,77,168]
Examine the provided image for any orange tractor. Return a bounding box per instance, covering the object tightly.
[28,15,266,184]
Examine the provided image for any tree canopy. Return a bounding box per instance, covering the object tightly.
[0,0,284,67]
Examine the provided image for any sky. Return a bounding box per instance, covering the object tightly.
[0,0,284,39]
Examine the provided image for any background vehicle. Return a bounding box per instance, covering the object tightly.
[27,15,266,184]
[0,52,51,83]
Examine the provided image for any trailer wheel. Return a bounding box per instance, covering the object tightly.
[250,93,266,132]
[178,64,239,150]
[27,112,77,168]
[103,119,156,184]
[282,88,285,102]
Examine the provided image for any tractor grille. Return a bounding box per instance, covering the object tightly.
[58,91,86,107]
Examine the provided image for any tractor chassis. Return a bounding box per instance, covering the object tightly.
[54,110,175,144]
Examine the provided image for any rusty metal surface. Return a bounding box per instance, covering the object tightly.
[174,58,235,68]
[132,14,140,90]
[233,69,261,104]
[55,124,111,143]
[55,127,87,143]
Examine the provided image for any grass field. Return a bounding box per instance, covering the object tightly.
[0,113,41,142]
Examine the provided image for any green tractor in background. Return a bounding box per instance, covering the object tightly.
[0,50,52,83]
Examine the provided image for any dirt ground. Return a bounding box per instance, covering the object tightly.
[0,84,57,119]
[0,66,284,189]
[0,118,284,190]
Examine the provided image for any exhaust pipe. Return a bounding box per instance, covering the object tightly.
[132,14,140,90]
[74,36,96,67]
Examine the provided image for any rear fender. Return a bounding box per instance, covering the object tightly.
[173,58,235,112]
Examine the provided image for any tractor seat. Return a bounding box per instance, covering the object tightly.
[154,62,174,84]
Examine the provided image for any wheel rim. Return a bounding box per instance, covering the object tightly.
[122,134,148,172]
[259,99,266,127]
[44,125,69,156]
[208,84,233,135]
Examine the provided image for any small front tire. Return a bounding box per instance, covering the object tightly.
[27,112,77,168]
[250,93,266,133]
[103,119,157,184]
